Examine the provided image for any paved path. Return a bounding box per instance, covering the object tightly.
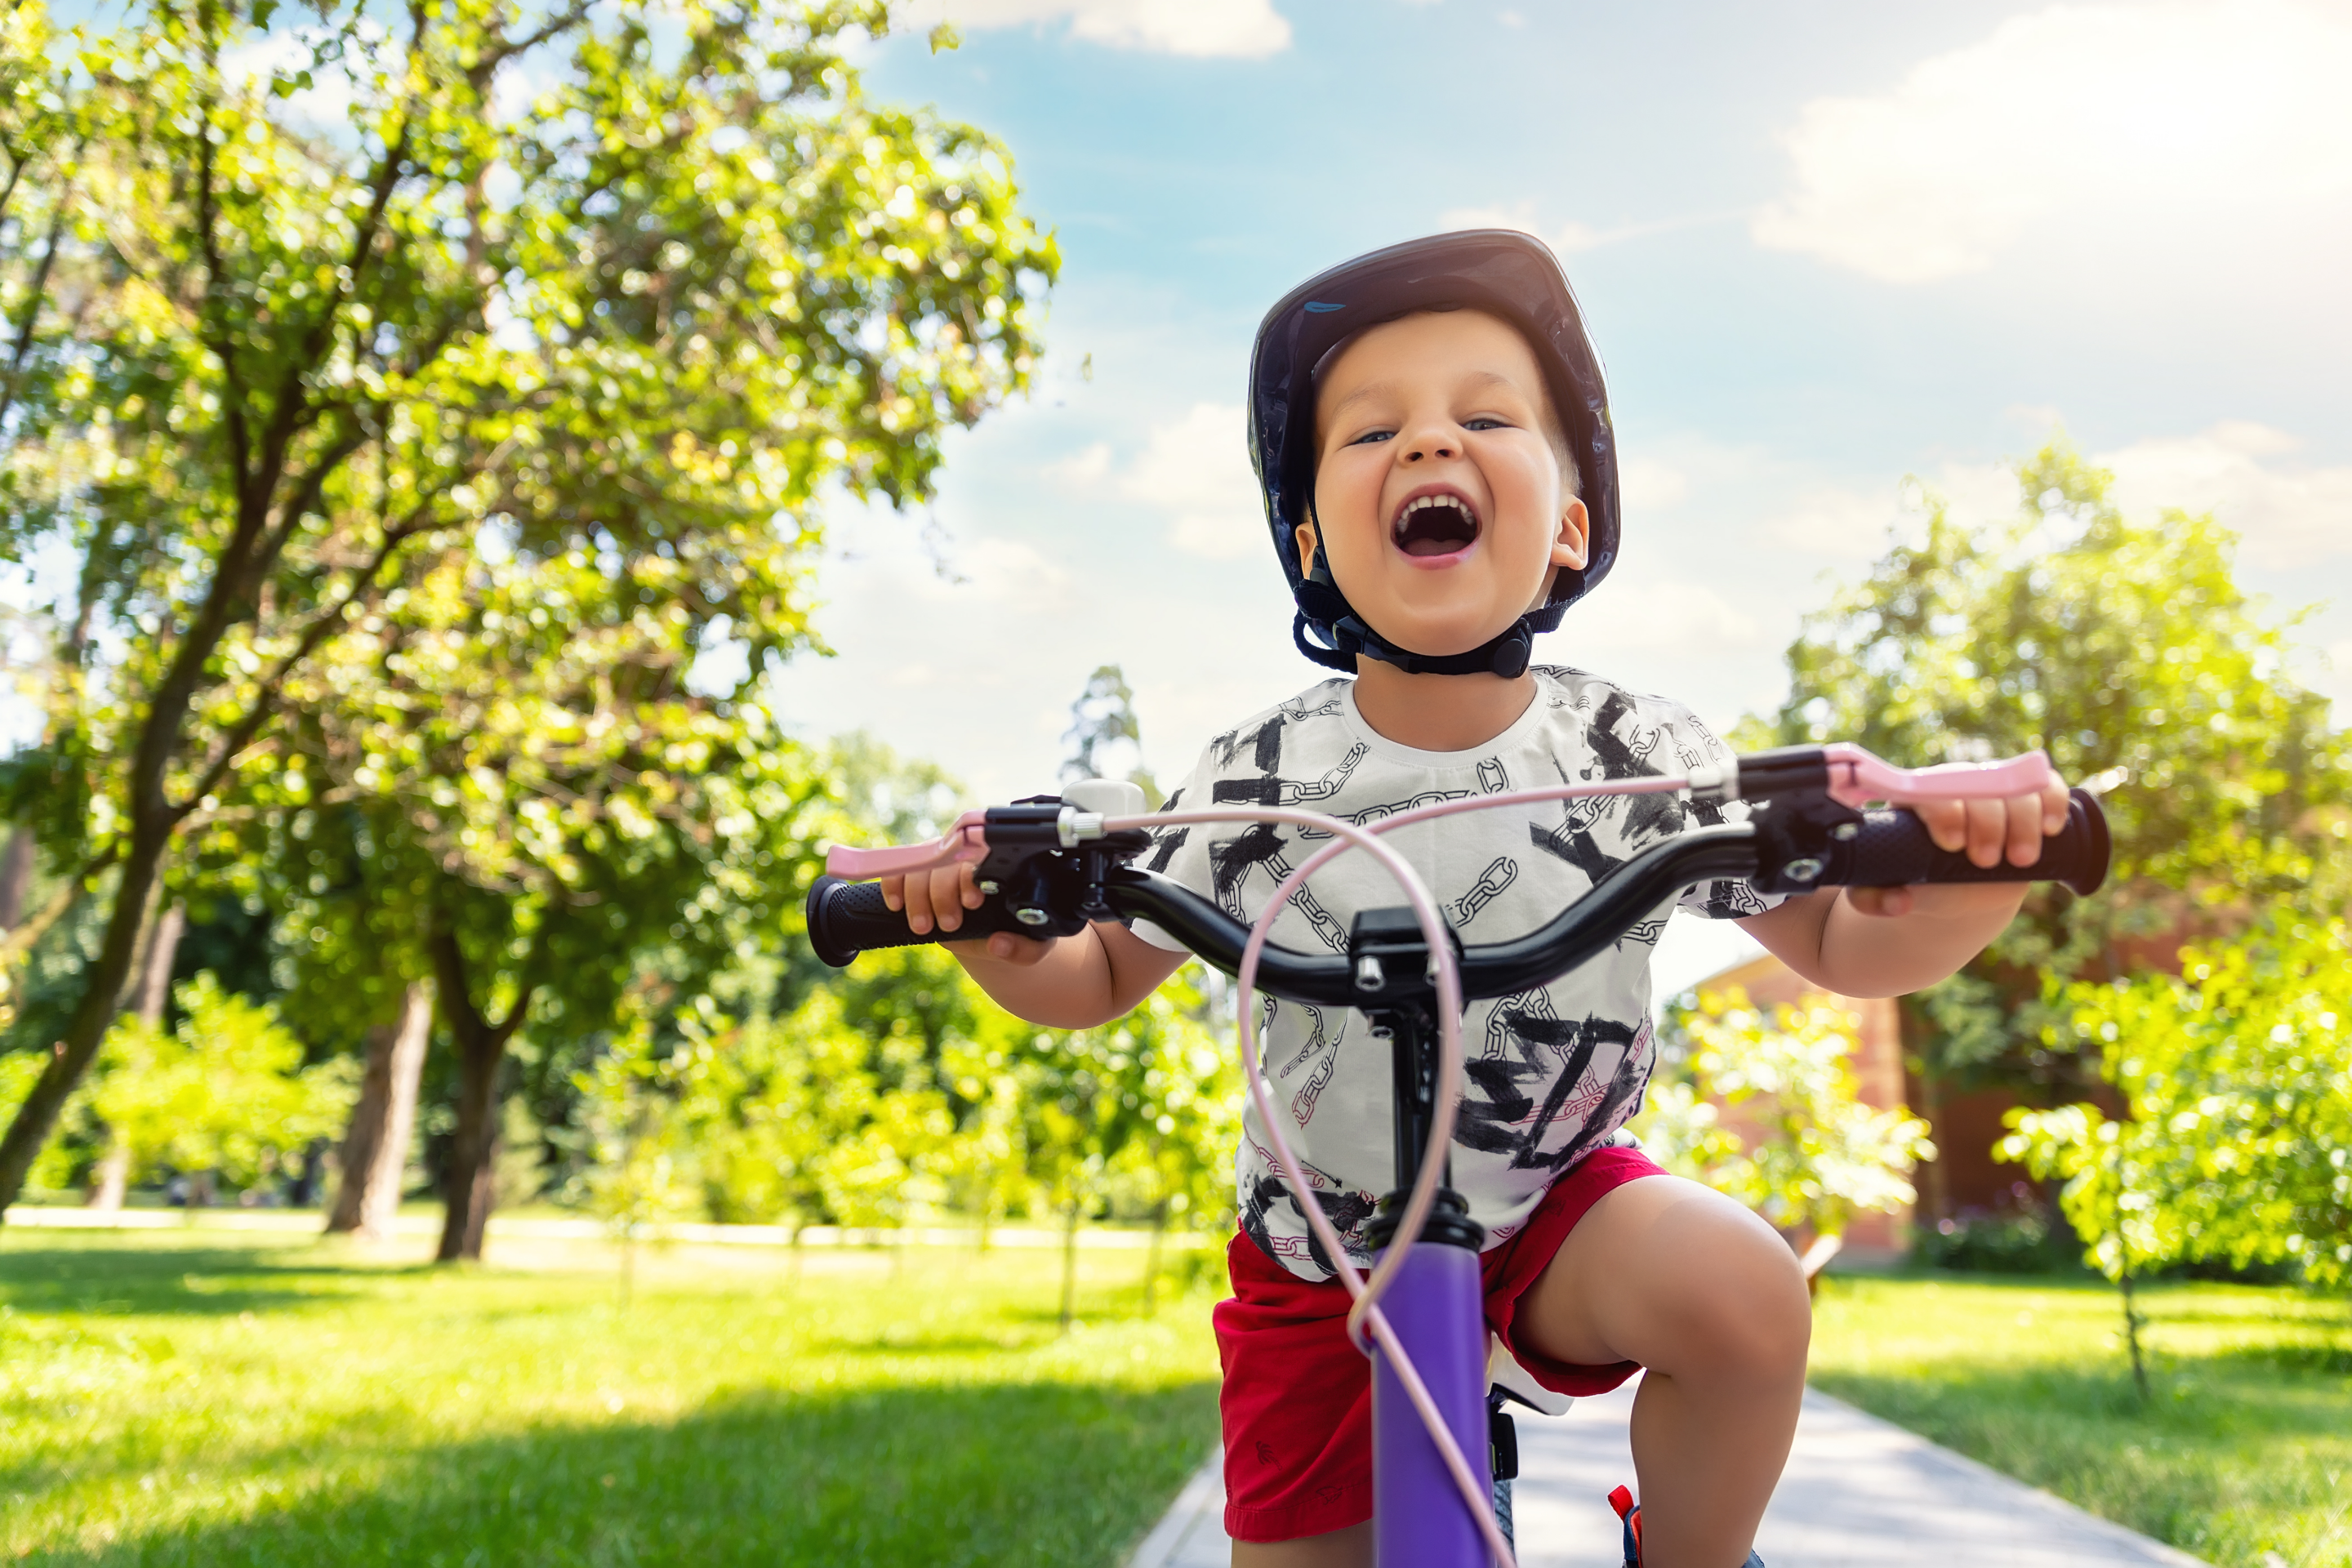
[1128,1375,2212,1567]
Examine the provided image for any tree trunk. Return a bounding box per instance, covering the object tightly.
[0,820,171,1218]
[2120,1267,2150,1401]
[84,894,182,1214]
[326,979,431,1239]
[430,924,528,1263]
[1141,1196,1168,1317]
[131,902,184,1023]
[1918,1068,1950,1227]
[0,826,33,930]
[436,1013,503,1263]
[1058,1200,1082,1334]
[86,1145,130,1211]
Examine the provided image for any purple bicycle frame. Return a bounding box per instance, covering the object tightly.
[1372,1237,1493,1565]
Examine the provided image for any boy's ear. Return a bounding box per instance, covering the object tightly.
[1552,497,1590,571]
[1294,521,1321,578]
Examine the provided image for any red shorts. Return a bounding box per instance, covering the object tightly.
[1212,1146,1667,1542]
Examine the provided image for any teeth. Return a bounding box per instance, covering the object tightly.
[1392,492,1481,556]
[1394,494,1477,528]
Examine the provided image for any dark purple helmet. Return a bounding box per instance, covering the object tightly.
[1248,229,1619,678]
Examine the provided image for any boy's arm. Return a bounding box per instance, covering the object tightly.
[1735,781,2070,999]
[883,862,1188,1027]
[947,922,1189,1029]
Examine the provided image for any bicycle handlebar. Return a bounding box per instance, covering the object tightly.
[807,789,2111,1001]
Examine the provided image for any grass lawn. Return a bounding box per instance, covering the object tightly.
[1812,1270,2352,1568]
[0,1223,1222,1566]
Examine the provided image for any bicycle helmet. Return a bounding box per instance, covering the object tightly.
[1248,229,1619,678]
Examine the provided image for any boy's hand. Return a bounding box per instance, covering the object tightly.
[1844,777,2072,918]
[877,866,1058,966]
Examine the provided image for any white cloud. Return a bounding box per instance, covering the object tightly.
[1114,403,1269,562]
[1567,576,1763,655]
[1618,455,1689,514]
[1763,484,1904,561]
[1754,0,2352,282]
[905,0,1290,57]
[1439,200,1702,258]
[1045,440,1114,487]
[2101,421,2352,570]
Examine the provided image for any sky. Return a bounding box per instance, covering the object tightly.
[773,0,2352,780]
[763,0,2352,984]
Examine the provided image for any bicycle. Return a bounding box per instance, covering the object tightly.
[806,742,2110,1568]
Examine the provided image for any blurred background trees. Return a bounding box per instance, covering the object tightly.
[1746,439,2348,1238]
[1637,987,1933,1270]
[0,0,1057,1241]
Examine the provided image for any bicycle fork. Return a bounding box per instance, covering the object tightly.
[1357,974,1494,1567]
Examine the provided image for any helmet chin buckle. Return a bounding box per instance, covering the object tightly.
[1312,609,1545,679]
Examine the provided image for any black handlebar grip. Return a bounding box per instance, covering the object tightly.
[1841,787,2109,897]
[804,874,1039,969]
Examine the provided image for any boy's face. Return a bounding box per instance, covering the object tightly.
[1299,310,1588,664]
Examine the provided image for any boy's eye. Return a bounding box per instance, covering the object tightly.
[1464,416,1511,432]
[1348,429,1394,446]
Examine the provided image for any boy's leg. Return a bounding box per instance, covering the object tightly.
[1231,1521,1371,1568]
[1514,1174,1809,1568]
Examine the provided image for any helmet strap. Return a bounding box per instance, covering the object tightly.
[1294,574,1569,679]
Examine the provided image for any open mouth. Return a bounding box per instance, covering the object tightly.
[1392,492,1481,558]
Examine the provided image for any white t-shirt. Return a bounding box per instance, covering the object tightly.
[1134,666,1780,1281]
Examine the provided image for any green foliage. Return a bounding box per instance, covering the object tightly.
[0,0,1056,1207]
[1749,439,2346,1084]
[2002,911,2352,1291]
[572,1019,698,1249]
[1015,974,1240,1231]
[85,973,355,1189]
[1638,987,1934,1239]
[0,1049,72,1189]
[1913,1188,2073,1274]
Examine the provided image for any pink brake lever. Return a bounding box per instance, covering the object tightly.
[825,810,991,880]
[1820,743,2056,809]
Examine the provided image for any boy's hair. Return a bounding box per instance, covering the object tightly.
[1312,305,1580,498]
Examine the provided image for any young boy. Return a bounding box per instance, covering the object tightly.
[884,232,2069,1568]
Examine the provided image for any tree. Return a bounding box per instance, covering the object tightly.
[323,978,431,1238]
[1009,978,1236,1330]
[1637,987,1933,1258]
[0,0,1056,1220]
[1060,663,1160,803]
[2002,910,2352,1391]
[82,894,185,1210]
[81,972,356,1200]
[572,1017,700,1304]
[1098,974,1241,1312]
[1748,440,2345,1105]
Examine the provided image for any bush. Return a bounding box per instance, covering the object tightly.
[1916,1183,2074,1273]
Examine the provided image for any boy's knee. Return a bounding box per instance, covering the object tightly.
[1681,1210,1811,1379]
[1628,1184,1809,1380]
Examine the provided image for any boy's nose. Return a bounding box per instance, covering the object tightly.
[1404,437,1458,462]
